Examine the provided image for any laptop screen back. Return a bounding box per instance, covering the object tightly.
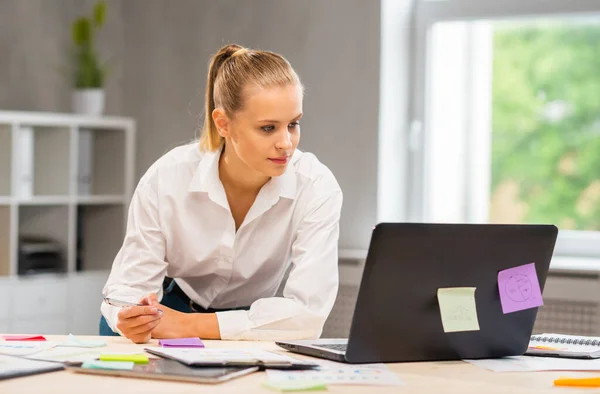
[345,223,558,363]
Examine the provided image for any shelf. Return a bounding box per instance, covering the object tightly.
[0,124,10,197]
[18,205,69,275]
[0,110,134,130]
[12,195,127,206]
[0,206,10,276]
[0,111,135,279]
[33,126,71,196]
[77,128,126,195]
[77,195,126,205]
[76,205,124,272]
[18,196,71,205]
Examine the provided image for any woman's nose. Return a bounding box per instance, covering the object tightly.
[276,131,293,150]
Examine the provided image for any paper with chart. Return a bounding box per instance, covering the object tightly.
[497,262,543,314]
[266,361,404,386]
[0,341,55,357]
[465,356,600,372]
[0,335,105,362]
[437,287,480,333]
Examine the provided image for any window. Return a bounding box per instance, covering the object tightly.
[410,0,600,257]
[490,18,600,232]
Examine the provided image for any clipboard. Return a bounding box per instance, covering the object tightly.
[144,347,319,370]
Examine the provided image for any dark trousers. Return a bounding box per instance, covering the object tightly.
[99,278,249,336]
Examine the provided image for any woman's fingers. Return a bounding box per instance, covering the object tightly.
[116,305,161,338]
[127,315,162,335]
[118,305,159,320]
[138,293,159,306]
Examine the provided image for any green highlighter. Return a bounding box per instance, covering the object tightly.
[262,380,327,392]
[99,353,149,364]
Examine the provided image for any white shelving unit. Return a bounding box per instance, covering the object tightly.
[0,111,135,335]
[0,110,135,277]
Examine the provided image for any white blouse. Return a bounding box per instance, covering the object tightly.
[101,143,343,340]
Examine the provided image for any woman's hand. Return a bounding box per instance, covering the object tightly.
[116,294,162,344]
[147,299,194,339]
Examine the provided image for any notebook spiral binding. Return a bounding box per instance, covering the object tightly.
[530,335,600,346]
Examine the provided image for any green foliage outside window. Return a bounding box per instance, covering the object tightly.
[491,20,600,230]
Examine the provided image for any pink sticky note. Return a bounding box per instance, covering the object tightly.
[3,335,47,341]
[498,262,543,314]
[158,338,204,348]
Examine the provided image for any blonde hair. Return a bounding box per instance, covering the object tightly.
[199,44,303,151]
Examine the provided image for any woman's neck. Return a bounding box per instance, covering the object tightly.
[218,145,270,196]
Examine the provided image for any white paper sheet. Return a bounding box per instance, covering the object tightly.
[266,361,405,386]
[0,341,55,357]
[26,347,102,363]
[465,356,600,372]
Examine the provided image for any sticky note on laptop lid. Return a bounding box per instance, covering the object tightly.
[498,262,543,314]
[158,337,204,348]
[437,287,480,333]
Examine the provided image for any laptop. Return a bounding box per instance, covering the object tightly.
[276,223,558,364]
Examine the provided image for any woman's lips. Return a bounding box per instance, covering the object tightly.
[268,157,289,165]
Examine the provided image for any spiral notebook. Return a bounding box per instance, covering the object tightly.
[526,334,600,359]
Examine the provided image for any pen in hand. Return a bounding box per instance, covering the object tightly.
[103,297,164,314]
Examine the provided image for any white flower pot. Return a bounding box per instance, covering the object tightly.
[72,88,105,116]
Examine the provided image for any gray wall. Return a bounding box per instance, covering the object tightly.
[0,0,380,250]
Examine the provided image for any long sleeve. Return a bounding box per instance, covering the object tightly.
[216,190,343,340]
[100,173,168,333]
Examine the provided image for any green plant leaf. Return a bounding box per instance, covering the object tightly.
[93,1,106,27]
[72,18,91,46]
[69,1,110,88]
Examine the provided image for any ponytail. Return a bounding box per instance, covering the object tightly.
[199,44,243,151]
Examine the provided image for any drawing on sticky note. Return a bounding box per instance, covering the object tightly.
[498,262,543,314]
[437,287,480,333]
[447,305,475,322]
[505,274,532,302]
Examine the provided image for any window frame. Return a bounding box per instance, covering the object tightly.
[408,0,600,257]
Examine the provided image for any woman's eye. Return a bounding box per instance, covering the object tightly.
[261,125,275,132]
[288,122,300,129]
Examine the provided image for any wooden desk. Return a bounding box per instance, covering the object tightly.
[0,335,589,393]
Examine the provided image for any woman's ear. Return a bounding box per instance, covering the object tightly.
[212,108,230,138]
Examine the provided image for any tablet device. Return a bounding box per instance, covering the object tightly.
[67,358,258,384]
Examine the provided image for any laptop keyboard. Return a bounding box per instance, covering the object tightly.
[317,344,348,352]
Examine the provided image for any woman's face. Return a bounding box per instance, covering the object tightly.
[215,83,303,178]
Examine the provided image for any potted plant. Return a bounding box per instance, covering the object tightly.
[71,1,108,116]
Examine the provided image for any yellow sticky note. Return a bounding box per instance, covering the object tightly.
[99,353,149,364]
[437,287,480,333]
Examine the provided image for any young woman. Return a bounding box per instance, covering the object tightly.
[100,44,343,343]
